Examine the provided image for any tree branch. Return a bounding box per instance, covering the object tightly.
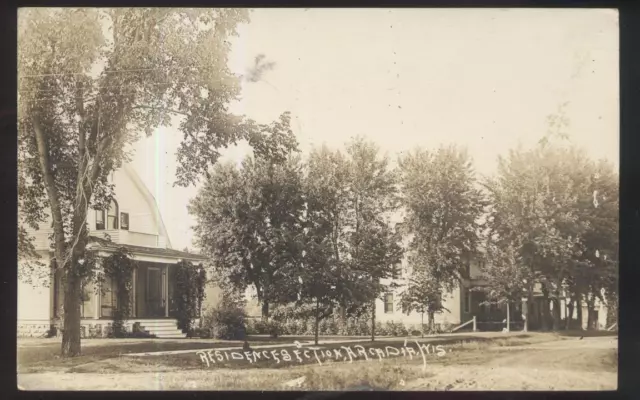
[31,113,67,267]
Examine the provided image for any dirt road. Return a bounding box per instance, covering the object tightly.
[18,335,617,391]
[404,336,617,391]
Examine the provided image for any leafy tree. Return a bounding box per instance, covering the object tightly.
[299,140,403,342]
[484,144,580,331]
[473,241,531,332]
[18,8,293,357]
[398,268,449,336]
[484,138,617,331]
[189,151,305,322]
[398,145,486,330]
[299,145,355,344]
[343,138,404,341]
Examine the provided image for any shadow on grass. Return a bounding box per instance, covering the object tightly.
[17,338,283,373]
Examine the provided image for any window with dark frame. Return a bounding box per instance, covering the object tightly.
[95,209,105,230]
[464,289,471,313]
[120,212,129,230]
[107,200,118,229]
[384,293,394,314]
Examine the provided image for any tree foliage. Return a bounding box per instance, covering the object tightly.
[174,260,207,332]
[398,145,486,329]
[399,146,486,290]
[102,247,136,337]
[189,138,304,321]
[484,138,618,330]
[18,7,293,356]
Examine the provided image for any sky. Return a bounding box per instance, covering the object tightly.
[130,8,619,251]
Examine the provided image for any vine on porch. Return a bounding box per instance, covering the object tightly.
[102,247,136,337]
[174,260,207,332]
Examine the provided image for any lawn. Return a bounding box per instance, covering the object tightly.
[18,331,558,374]
[18,332,617,390]
[17,335,288,373]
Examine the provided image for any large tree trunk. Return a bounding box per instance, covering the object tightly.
[428,311,435,333]
[371,299,376,342]
[552,298,561,331]
[576,295,584,330]
[421,311,424,338]
[261,301,269,322]
[605,294,618,328]
[61,266,82,356]
[541,287,551,331]
[586,296,596,331]
[314,298,320,346]
[566,300,574,330]
[524,291,533,332]
[506,302,510,332]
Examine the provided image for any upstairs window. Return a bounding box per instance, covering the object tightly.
[95,209,105,230]
[390,263,401,280]
[107,200,118,229]
[95,199,119,230]
[120,212,129,230]
[384,293,394,314]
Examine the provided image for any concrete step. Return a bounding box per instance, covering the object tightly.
[143,325,182,332]
[145,330,183,336]
[138,319,186,338]
[155,334,187,339]
[140,319,178,326]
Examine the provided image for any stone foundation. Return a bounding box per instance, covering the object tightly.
[48,320,138,338]
[17,322,53,338]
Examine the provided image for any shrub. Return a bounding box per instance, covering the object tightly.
[326,318,339,335]
[374,321,388,336]
[440,322,454,333]
[266,320,282,338]
[385,321,408,337]
[201,296,247,340]
[357,319,372,336]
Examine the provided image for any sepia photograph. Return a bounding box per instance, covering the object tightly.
[17,7,618,391]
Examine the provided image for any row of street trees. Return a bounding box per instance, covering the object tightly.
[17,7,618,356]
[190,133,619,341]
[189,137,405,344]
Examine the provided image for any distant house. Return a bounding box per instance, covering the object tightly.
[374,254,611,332]
[373,255,488,331]
[18,164,207,338]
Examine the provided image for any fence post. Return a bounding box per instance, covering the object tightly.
[472,316,477,332]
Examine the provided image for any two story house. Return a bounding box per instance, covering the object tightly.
[376,255,610,332]
[18,164,207,338]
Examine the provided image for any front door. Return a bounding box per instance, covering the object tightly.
[146,267,164,317]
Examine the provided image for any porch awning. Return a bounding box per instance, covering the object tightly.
[87,236,208,263]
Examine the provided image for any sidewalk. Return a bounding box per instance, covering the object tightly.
[123,331,522,357]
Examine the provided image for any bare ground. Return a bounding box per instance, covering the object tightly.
[17,334,617,391]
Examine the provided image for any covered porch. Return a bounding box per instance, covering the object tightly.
[52,239,208,322]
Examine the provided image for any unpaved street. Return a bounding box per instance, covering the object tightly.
[404,336,617,391]
[18,335,617,391]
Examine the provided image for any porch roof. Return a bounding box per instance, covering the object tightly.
[87,236,208,262]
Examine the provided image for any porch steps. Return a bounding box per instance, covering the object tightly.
[138,319,186,339]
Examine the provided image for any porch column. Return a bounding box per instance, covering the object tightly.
[164,264,169,317]
[94,258,102,320]
[131,267,136,318]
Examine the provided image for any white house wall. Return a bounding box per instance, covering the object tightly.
[17,251,53,337]
[18,164,172,337]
